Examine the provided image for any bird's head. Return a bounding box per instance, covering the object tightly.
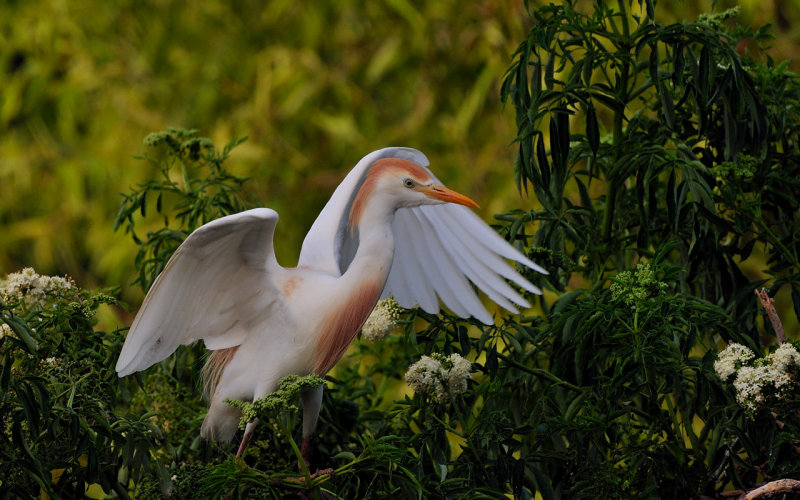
[355,157,478,213]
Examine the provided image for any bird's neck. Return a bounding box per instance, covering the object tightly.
[344,204,396,283]
[310,205,396,375]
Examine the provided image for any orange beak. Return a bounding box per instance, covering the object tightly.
[420,184,479,208]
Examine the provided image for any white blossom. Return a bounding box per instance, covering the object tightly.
[362,297,401,342]
[406,355,446,401]
[0,323,14,340]
[714,343,755,381]
[732,366,765,411]
[732,362,792,411]
[0,267,73,307]
[767,343,800,372]
[716,341,799,413]
[405,352,472,403]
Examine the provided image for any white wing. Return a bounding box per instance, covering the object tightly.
[299,148,547,326]
[383,204,546,324]
[116,208,282,376]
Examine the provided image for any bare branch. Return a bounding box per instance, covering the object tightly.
[755,289,787,344]
[738,478,800,499]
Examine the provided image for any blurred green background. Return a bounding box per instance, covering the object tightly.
[2,0,800,313]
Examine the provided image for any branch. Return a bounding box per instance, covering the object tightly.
[738,479,800,499]
[755,289,787,344]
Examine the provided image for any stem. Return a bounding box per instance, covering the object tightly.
[755,217,800,270]
[612,0,630,150]
[602,178,618,243]
[111,479,133,500]
[740,479,800,499]
[603,0,631,242]
[496,352,584,392]
[755,288,787,343]
[287,431,311,478]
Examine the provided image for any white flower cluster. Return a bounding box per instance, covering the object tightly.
[770,342,800,371]
[405,352,472,403]
[362,296,401,342]
[714,343,755,381]
[715,342,800,412]
[0,322,14,340]
[0,267,73,307]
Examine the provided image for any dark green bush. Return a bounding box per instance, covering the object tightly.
[3,1,800,498]
[499,0,800,497]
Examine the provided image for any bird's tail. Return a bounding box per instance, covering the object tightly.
[200,345,242,442]
[201,399,242,442]
[202,346,239,401]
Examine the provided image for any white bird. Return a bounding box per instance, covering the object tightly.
[115,147,546,460]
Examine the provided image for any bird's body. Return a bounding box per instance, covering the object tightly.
[116,147,546,450]
[199,215,393,441]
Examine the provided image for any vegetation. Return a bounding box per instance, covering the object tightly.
[2,0,800,498]
[499,0,800,496]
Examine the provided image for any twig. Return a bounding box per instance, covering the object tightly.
[737,478,800,499]
[720,490,745,498]
[755,289,787,344]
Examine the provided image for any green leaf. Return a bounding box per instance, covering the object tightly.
[332,451,356,461]
[3,314,38,352]
[585,103,600,156]
[536,131,551,189]
[666,169,676,231]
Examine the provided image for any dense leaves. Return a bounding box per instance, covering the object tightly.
[0,273,165,498]
[499,0,800,497]
[3,1,800,498]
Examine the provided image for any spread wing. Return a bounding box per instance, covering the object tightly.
[298,147,547,326]
[384,204,546,324]
[116,208,282,376]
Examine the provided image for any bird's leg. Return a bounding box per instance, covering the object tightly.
[236,420,259,458]
[293,435,333,482]
[298,384,324,472]
[299,435,312,471]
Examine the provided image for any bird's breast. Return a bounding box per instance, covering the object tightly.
[309,278,383,375]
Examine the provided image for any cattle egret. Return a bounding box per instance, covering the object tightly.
[115,147,547,460]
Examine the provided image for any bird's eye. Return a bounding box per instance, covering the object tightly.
[403,178,415,188]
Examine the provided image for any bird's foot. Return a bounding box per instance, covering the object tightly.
[287,467,334,483]
[310,468,334,479]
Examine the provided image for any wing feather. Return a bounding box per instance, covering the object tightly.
[440,205,548,276]
[116,208,281,376]
[437,206,543,294]
[408,209,492,322]
[381,224,416,306]
[382,204,546,325]
[416,206,527,312]
[390,210,439,313]
[401,210,469,317]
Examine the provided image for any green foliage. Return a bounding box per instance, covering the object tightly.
[0,269,165,498]
[114,127,256,292]
[226,375,325,429]
[496,0,800,497]
[4,2,800,498]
